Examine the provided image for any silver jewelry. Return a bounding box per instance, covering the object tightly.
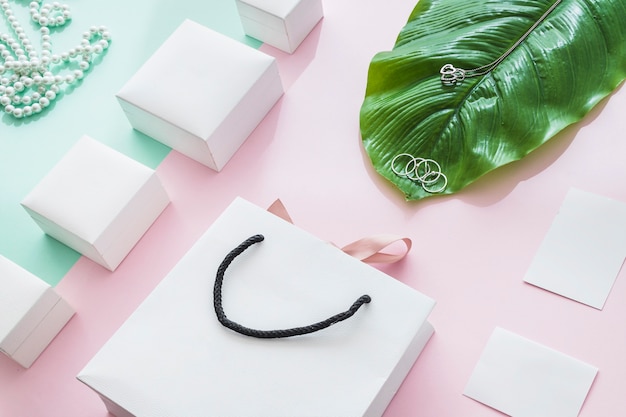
[391,153,448,194]
[440,0,562,86]
[0,0,111,119]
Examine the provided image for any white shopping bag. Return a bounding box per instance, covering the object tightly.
[78,197,435,417]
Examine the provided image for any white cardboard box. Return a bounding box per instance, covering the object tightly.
[78,197,435,417]
[0,255,74,368]
[116,19,284,171]
[21,136,170,271]
[236,0,323,53]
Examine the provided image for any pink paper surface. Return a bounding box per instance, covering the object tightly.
[2,0,626,416]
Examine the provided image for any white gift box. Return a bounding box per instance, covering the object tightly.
[78,197,435,417]
[21,136,170,272]
[0,256,74,368]
[236,0,324,53]
[116,19,284,171]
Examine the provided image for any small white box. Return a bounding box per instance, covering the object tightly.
[117,19,283,171]
[21,136,170,271]
[0,256,74,368]
[236,0,324,53]
[78,198,435,417]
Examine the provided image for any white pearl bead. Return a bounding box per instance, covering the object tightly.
[4,104,14,113]
[79,61,89,70]
[13,81,23,91]
[31,102,41,113]
[0,96,10,106]
[21,95,31,104]
[39,97,49,107]
[45,90,56,100]
[4,86,14,96]
[73,69,83,79]
[23,106,32,116]
[13,107,23,118]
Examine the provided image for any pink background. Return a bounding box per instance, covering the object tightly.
[2,0,626,416]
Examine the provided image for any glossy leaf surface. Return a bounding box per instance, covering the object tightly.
[360,0,626,200]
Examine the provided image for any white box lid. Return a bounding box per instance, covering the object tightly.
[241,0,301,18]
[21,136,157,244]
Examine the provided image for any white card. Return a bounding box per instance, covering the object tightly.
[524,188,626,309]
[464,328,597,417]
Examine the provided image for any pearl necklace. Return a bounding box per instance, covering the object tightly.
[0,0,110,119]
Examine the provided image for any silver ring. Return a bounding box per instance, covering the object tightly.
[391,153,415,177]
[422,172,448,194]
[404,157,426,181]
[414,158,442,184]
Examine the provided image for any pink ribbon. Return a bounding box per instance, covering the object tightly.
[267,200,412,264]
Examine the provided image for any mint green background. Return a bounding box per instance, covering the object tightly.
[0,1,261,285]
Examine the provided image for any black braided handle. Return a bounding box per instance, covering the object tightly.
[213,234,372,339]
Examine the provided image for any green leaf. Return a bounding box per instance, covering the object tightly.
[360,0,626,200]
